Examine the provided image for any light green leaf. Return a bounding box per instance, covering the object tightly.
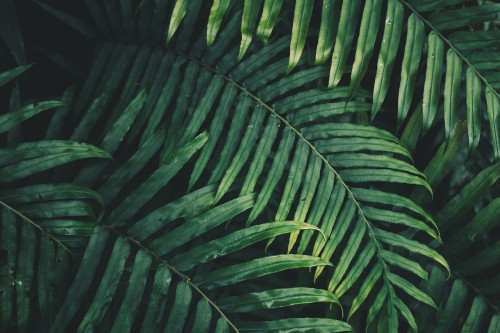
[328,0,361,88]
[315,0,339,65]
[207,0,232,46]
[466,68,482,151]
[348,265,383,320]
[255,0,284,44]
[239,0,262,60]
[372,0,404,117]
[238,318,353,332]
[486,87,500,160]
[218,287,341,313]
[349,0,382,95]
[194,254,332,290]
[287,0,313,73]
[374,228,449,274]
[167,0,189,43]
[397,13,424,128]
[171,221,320,271]
[443,49,463,141]
[422,31,444,132]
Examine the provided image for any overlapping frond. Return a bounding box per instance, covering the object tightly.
[3,1,498,332]
[0,64,351,332]
[167,0,500,159]
[411,161,500,332]
[34,2,448,330]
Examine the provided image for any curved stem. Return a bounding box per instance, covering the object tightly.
[104,224,241,333]
[0,200,74,255]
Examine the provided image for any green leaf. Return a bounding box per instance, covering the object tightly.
[436,161,500,233]
[49,227,109,333]
[255,0,284,44]
[15,223,36,333]
[77,237,131,332]
[352,187,435,225]
[287,0,313,73]
[394,296,418,333]
[349,0,382,96]
[150,194,254,255]
[422,31,444,132]
[328,0,361,88]
[372,0,404,117]
[246,128,295,226]
[191,299,212,332]
[388,273,437,309]
[110,250,152,332]
[171,221,320,271]
[239,0,262,60]
[366,285,388,329]
[274,141,309,221]
[314,0,339,65]
[374,228,449,274]
[214,107,265,204]
[443,49,462,141]
[485,87,500,160]
[327,220,366,292]
[238,318,353,332]
[33,1,96,39]
[163,282,192,333]
[383,250,429,283]
[348,265,383,320]
[461,297,489,333]
[140,266,172,332]
[218,287,341,313]
[194,254,332,290]
[428,4,500,30]
[0,141,111,183]
[397,13,424,128]
[466,68,482,151]
[108,131,208,227]
[239,115,280,196]
[167,0,189,43]
[189,85,237,190]
[0,64,33,88]
[334,243,375,297]
[207,0,232,46]
[127,185,215,241]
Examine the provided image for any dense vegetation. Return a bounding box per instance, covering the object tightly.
[0,0,499,332]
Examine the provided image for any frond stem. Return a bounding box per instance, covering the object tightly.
[103,224,240,333]
[0,200,74,255]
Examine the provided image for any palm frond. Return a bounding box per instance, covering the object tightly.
[411,161,500,332]
[166,0,500,159]
[3,1,499,332]
[33,2,451,330]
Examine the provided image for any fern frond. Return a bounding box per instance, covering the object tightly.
[165,0,500,159]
